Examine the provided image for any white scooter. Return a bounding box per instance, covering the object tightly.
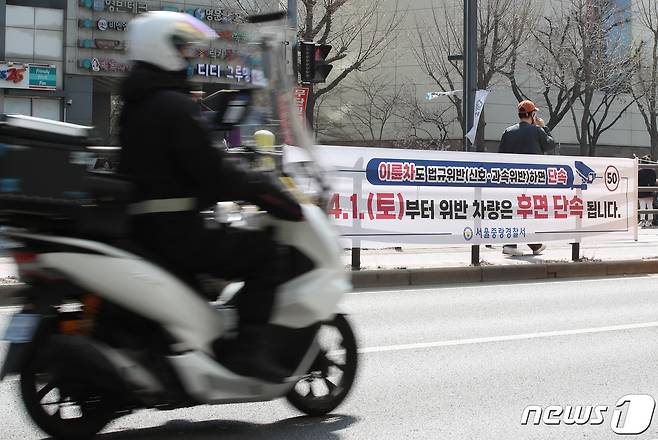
[0,13,357,440]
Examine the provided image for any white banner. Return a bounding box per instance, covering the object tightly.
[285,146,638,248]
[466,89,490,145]
[426,90,462,101]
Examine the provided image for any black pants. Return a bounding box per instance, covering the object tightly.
[199,228,283,324]
[133,222,283,326]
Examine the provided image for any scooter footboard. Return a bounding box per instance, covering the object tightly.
[271,268,350,328]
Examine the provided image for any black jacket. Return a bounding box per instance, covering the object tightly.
[498,121,555,155]
[118,63,301,272]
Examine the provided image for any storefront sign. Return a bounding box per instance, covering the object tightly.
[97,18,127,31]
[185,8,241,23]
[28,65,57,90]
[79,0,147,14]
[78,18,127,31]
[195,63,253,82]
[79,58,130,72]
[78,39,125,50]
[217,30,248,43]
[0,63,56,91]
[195,48,236,60]
[284,147,638,247]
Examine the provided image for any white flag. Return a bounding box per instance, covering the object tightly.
[465,89,490,145]
[426,90,462,101]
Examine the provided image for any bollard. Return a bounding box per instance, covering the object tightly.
[570,242,580,261]
[471,245,480,266]
[351,247,361,271]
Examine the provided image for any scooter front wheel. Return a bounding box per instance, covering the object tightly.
[286,314,358,416]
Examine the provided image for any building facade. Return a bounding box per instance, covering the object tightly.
[0,0,276,142]
[316,0,654,157]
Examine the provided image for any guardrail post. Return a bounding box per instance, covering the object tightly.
[570,242,580,261]
[471,245,480,266]
[351,247,361,271]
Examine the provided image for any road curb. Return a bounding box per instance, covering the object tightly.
[351,259,658,288]
[2,260,657,300]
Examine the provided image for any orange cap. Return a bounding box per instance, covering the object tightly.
[518,100,537,113]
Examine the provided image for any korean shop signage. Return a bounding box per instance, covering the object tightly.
[79,0,147,14]
[78,18,127,31]
[78,39,125,51]
[195,63,256,83]
[78,58,129,73]
[0,63,56,90]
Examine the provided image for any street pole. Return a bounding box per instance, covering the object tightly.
[287,0,297,32]
[306,83,315,131]
[463,0,477,152]
[465,0,479,264]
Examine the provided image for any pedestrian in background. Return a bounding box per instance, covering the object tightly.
[638,155,657,228]
[498,100,556,257]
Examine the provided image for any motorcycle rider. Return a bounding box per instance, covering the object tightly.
[119,11,303,382]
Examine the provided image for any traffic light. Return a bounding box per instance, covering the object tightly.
[313,44,333,83]
[298,42,333,84]
[299,41,315,83]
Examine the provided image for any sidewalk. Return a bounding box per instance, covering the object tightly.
[1,230,658,290]
[343,229,658,270]
[345,229,658,288]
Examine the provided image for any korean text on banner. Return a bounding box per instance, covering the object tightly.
[284,146,638,248]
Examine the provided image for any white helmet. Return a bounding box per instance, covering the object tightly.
[127,11,218,72]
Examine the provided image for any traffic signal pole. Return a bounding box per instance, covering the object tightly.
[287,0,296,29]
[306,83,315,131]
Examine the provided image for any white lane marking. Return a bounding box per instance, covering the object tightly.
[350,274,658,295]
[359,321,658,354]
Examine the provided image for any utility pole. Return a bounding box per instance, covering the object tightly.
[287,0,296,30]
[463,0,477,152]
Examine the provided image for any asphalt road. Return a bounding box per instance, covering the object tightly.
[3,276,658,439]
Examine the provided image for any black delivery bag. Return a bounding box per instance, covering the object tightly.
[0,114,131,237]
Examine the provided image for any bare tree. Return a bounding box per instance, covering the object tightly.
[395,86,456,150]
[336,74,406,142]
[412,6,464,138]
[216,0,286,17]
[631,0,658,158]
[298,0,405,102]
[413,0,535,150]
[562,0,635,155]
[504,12,583,131]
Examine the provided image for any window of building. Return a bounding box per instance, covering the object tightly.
[5,6,63,61]
[4,97,61,121]
[609,0,632,52]
[4,97,31,115]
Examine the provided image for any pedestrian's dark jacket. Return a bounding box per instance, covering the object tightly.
[639,168,657,198]
[118,62,301,273]
[498,121,555,155]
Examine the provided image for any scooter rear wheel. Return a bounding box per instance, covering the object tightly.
[20,344,116,440]
[286,314,358,416]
